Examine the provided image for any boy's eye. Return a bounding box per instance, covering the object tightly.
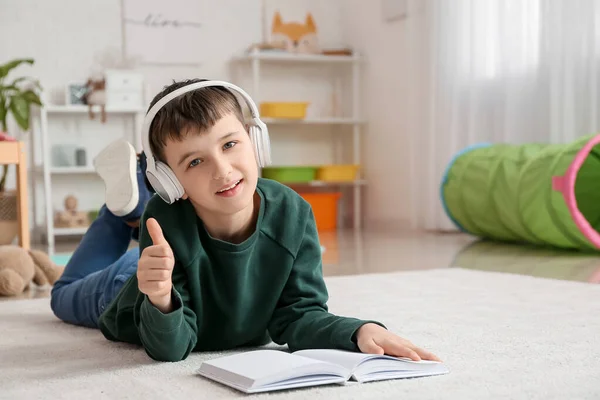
[188,158,202,168]
[223,141,237,150]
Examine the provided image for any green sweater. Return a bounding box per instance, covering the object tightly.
[98,178,383,362]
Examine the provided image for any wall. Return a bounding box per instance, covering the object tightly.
[0,0,354,237]
[340,0,413,230]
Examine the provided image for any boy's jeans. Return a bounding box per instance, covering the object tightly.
[50,206,139,328]
[51,152,155,328]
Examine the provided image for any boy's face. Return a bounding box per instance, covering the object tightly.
[162,112,259,217]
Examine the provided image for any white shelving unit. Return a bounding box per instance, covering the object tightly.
[31,104,145,255]
[232,49,366,230]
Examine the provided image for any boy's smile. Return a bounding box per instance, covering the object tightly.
[216,178,244,197]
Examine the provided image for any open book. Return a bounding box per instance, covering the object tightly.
[197,349,449,394]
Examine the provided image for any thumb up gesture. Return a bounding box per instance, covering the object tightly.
[138,218,175,312]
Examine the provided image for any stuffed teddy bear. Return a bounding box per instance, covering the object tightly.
[0,245,65,297]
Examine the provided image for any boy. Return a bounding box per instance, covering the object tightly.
[51,79,440,363]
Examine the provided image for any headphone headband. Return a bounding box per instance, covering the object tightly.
[142,80,262,171]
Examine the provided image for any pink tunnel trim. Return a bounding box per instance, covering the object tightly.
[552,176,565,192]
[552,134,600,249]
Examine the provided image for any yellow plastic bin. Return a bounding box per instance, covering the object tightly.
[260,102,309,119]
[316,165,360,182]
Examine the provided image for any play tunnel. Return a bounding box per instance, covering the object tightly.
[440,134,600,251]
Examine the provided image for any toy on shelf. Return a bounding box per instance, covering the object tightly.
[441,134,600,251]
[83,75,107,123]
[270,11,319,54]
[54,195,89,228]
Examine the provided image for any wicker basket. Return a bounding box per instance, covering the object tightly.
[0,191,18,245]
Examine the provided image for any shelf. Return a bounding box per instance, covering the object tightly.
[280,180,366,187]
[44,105,145,114]
[262,117,365,125]
[233,51,360,64]
[54,227,89,236]
[52,166,97,174]
[34,166,98,174]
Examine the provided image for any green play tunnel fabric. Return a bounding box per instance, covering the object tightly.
[440,134,600,251]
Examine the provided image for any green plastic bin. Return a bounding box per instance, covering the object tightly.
[261,166,317,183]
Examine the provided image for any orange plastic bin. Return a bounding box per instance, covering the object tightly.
[300,192,342,231]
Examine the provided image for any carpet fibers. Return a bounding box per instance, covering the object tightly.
[1,268,599,400]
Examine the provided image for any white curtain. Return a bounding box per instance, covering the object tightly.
[407,0,600,231]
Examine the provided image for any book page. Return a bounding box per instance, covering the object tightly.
[294,349,442,371]
[293,349,379,371]
[293,349,449,384]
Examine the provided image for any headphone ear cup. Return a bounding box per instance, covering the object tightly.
[147,161,184,204]
[250,124,272,167]
[249,125,263,167]
[157,162,185,201]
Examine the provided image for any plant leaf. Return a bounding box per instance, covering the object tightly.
[31,79,43,91]
[0,59,34,80]
[9,76,43,92]
[9,94,30,130]
[0,85,18,91]
[22,90,42,106]
[9,77,28,86]
[0,94,7,131]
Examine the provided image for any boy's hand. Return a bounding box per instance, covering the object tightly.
[356,323,441,362]
[138,218,175,313]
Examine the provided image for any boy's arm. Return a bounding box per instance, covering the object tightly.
[267,208,385,352]
[134,213,198,362]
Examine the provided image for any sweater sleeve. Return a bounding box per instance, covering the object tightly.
[134,212,199,362]
[267,208,385,352]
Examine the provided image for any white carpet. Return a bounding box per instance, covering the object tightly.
[1,268,599,400]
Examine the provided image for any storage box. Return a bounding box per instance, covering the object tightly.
[105,69,145,108]
[300,192,342,231]
[316,165,360,182]
[106,91,144,109]
[260,102,309,119]
[261,166,317,183]
[105,69,144,93]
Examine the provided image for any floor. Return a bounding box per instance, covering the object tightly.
[6,228,600,302]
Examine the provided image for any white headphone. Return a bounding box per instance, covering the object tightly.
[141,80,272,204]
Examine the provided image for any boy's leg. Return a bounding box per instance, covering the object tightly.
[94,139,152,222]
[51,246,139,328]
[50,205,137,328]
[51,140,151,327]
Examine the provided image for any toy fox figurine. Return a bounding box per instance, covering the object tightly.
[271,11,319,54]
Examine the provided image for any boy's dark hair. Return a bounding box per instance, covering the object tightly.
[147,78,245,162]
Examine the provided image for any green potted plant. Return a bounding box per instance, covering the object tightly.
[0,58,42,244]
